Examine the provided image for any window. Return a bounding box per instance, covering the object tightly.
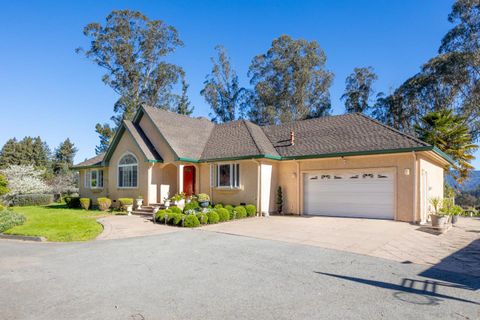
[85,169,103,188]
[213,163,240,188]
[118,153,138,188]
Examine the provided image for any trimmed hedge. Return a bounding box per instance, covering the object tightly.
[119,198,133,206]
[155,209,171,223]
[10,194,53,207]
[97,198,112,211]
[216,208,230,222]
[64,196,81,208]
[171,213,186,226]
[207,211,219,224]
[183,200,199,212]
[214,203,223,209]
[80,198,91,210]
[196,213,208,224]
[184,214,200,228]
[170,206,182,214]
[0,210,26,233]
[235,206,247,219]
[245,204,256,217]
[224,205,235,219]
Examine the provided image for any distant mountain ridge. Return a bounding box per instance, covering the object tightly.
[446,170,480,191]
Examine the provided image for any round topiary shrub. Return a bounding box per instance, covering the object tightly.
[80,198,91,210]
[170,206,182,214]
[97,197,112,211]
[235,206,247,219]
[184,214,200,228]
[183,200,199,212]
[224,205,235,218]
[170,213,186,226]
[118,198,133,211]
[216,208,230,222]
[207,211,219,224]
[214,203,223,209]
[155,209,170,223]
[196,213,208,224]
[64,196,81,208]
[245,204,257,217]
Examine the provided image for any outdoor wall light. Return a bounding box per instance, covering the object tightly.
[404,168,410,176]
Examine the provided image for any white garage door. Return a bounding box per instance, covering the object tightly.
[303,169,395,219]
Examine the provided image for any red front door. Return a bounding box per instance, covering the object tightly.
[183,166,196,196]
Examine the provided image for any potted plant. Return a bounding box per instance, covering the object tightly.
[170,192,186,209]
[429,197,448,228]
[119,198,134,216]
[136,195,143,209]
[197,193,210,208]
[164,196,171,208]
[448,204,463,225]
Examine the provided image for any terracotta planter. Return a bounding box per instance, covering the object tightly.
[431,214,448,227]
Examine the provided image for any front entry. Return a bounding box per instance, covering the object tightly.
[183,166,196,196]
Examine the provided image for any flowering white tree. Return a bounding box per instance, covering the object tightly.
[1,165,51,196]
[48,171,78,196]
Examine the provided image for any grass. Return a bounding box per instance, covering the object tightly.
[5,204,105,242]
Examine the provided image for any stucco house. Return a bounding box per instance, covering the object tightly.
[73,106,452,223]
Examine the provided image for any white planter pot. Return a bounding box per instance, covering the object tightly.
[164,201,170,208]
[126,205,133,216]
[136,199,143,209]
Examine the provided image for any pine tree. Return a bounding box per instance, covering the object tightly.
[53,138,78,174]
[0,138,19,168]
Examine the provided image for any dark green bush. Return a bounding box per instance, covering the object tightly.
[207,211,219,224]
[216,208,230,222]
[235,206,247,219]
[196,213,208,224]
[64,196,80,208]
[245,204,257,217]
[10,194,53,207]
[0,210,26,233]
[170,206,182,214]
[184,214,200,228]
[80,198,91,210]
[183,200,199,212]
[214,203,223,209]
[97,197,112,211]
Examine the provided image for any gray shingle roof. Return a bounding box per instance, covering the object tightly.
[200,120,280,160]
[261,113,429,158]
[124,120,162,162]
[143,106,215,160]
[73,153,105,168]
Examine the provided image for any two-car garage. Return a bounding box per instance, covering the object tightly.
[303,168,395,220]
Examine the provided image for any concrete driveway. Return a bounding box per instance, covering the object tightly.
[1,230,479,319]
[201,216,480,275]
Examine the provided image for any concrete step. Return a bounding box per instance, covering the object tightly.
[132,210,154,216]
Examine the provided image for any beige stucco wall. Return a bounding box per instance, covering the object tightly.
[78,168,108,204]
[139,114,176,163]
[417,153,445,222]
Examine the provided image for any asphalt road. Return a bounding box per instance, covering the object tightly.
[1,230,479,320]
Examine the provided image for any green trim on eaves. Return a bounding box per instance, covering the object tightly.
[71,164,104,170]
[431,146,455,165]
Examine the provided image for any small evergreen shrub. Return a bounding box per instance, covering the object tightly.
[214,203,223,209]
[235,206,247,219]
[155,209,171,223]
[171,213,186,226]
[196,213,208,224]
[184,214,200,228]
[245,204,257,217]
[216,208,230,222]
[10,194,53,207]
[0,210,26,233]
[97,197,112,211]
[170,206,182,214]
[224,205,234,218]
[207,211,219,224]
[183,200,199,212]
[80,198,91,210]
[64,196,81,208]
[118,198,133,211]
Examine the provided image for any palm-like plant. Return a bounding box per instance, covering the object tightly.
[415,109,478,183]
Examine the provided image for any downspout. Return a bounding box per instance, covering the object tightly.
[252,159,261,216]
[209,163,213,204]
[296,160,300,215]
[412,151,418,223]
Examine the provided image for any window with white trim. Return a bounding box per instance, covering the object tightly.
[212,163,240,188]
[84,169,104,189]
[118,154,138,188]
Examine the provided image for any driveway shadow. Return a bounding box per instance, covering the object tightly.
[315,272,479,306]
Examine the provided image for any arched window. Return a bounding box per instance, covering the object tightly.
[118,153,138,188]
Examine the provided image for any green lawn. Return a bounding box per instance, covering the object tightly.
[5,204,105,242]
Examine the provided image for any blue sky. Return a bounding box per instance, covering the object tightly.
[1,0,473,167]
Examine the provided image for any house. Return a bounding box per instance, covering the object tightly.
[73,106,452,223]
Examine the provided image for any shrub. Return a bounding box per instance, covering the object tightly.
[183,200,199,212]
[196,213,208,224]
[235,206,247,219]
[97,197,112,211]
[119,198,133,211]
[197,193,210,202]
[245,204,257,217]
[155,209,171,223]
[184,214,200,228]
[0,205,4,211]
[80,198,91,210]
[170,206,182,214]
[207,211,219,224]
[171,213,186,226]
[214,203,223,209]
[0,210,26,233]
[216,208,230,222]
[9,194,53,207]
[224,205,234,218]
[64,196,81,208]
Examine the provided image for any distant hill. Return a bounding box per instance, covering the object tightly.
[446,170,480,192]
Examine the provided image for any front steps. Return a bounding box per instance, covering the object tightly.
[132,204,166,216]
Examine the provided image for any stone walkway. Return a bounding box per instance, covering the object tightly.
[96,215,184,240]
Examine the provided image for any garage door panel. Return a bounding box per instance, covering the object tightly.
[304,169,395,219]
